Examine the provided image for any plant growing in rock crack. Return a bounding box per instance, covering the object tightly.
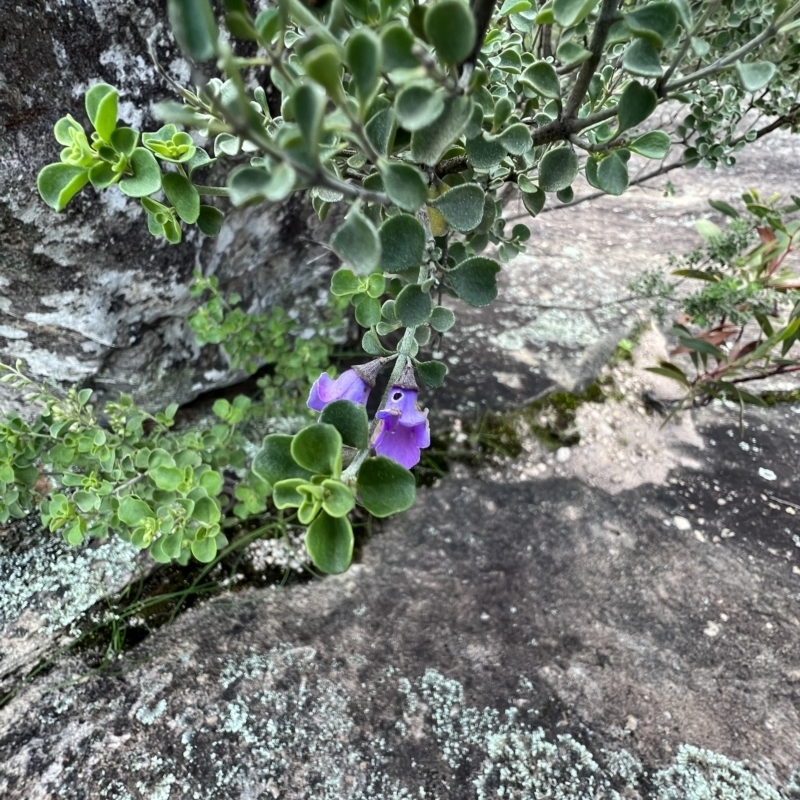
[23,0,800,572]
[633,192,800,417]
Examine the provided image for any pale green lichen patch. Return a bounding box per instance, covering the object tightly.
[4,650,798,798]
[0,533,139,635]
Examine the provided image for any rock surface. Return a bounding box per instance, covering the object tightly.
[1,388,799,798]
[0,0,335,413]
[430,130,800,417]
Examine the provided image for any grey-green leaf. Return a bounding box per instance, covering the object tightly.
[379,214,427,272]
[735,61,777,93]
[497,123,532,155]
[448,256,501,306]
[395,85,446,132]
[622,38,663,78]
[617,80,658,131]
[521,62,561,99]
[346,28,382,106]
[466,135,507,171]
[379,161,428,211]
[253,434,311,485]
[167,0,219,61]
[424,0,476,65]
[429,184,485,232]
[538,146,578,192]
[553,0,599,27]
[596,152,629,195]
[319,400,369,450]
[332,207,382,276]
[410,95,472,166]
[395,285,433,327]
[629,130,671,159]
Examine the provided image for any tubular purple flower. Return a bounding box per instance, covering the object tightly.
[307,369,371,412]
[373,386,430,469]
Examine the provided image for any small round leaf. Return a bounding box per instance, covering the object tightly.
[305,512,354,574]
[356,456,416,517]
[424,0,476,65]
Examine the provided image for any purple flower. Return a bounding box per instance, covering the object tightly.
[373,387,430,469]
[307,369,371,412]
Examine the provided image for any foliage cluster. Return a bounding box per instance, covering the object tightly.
[634,192,800,413]
[17,0,800,573]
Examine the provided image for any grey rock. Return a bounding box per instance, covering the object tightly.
[0,0,336,414]
[1,405,799,798]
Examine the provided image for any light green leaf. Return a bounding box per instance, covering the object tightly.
[553,0,598,27]
[695,219,722,242]
[162,172,200,223]
[499,0,532,14]
[596,152,629,195]
[119,148,162,197]
[735,61,777,93]
[331,268,361,296]
[448,256,501,306]
[629,130,671,159]
[410,95,472,166]
[395,285,433,326]
[273,478,307,509]
[356,456,416,517]
[379,214,426,272]
[379,161,428,211]
[332,207,381,276]
[150,464,184,492]
[622,38,663,78]
[616,80,658,131]
[253,434,311,485]
[538,146,578,192]
[191,536,217,563]
[429,184,485,232]
[118,496,154,526]
[346,28,382,107]
[319,400,369,449]
[167,0,219,61]
[321,479,355,518]
[305,512,354,574]
[395,85,445,132]
[37,164,89,212]
[521,62,561,99]
[85,83,118,142]
[291,424,342,477]
[73,490,100,513]
[424,0,476,65]
[193,495,221,525]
